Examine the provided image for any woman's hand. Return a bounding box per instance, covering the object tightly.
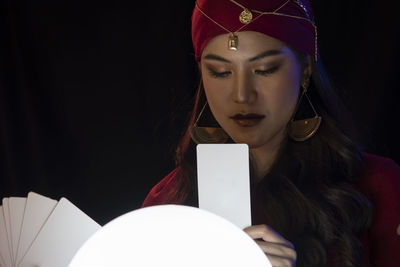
[244,224,297,267]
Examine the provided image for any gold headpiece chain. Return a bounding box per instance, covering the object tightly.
[195,0,318,61]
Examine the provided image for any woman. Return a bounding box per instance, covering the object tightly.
[142,0,400,266]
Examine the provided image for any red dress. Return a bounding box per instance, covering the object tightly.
[142,154,400,266]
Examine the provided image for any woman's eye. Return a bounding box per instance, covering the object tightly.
[255,66,279,76]
[208,70,231,78]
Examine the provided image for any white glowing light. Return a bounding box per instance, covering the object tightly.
[69,205,271,267]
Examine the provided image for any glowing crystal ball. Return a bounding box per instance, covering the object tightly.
[69,205,271,267]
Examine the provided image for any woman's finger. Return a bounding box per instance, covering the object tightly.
[266,254,296,267]
[244,224,293,248]
[254,240,297,261]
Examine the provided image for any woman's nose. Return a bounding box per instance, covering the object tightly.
[231,72,257,104]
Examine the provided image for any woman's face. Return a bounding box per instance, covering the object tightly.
[200,31,308,149]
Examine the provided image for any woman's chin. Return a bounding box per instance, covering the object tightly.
[230,135,265,149]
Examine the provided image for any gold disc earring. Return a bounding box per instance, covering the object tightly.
[189,101,229,144]
[287,79,322,141]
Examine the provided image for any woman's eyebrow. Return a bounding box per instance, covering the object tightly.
[203,49,282,63]
[203,54,231,63]
[248,49,282,62]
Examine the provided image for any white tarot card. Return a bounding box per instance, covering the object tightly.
[8,197,26,264]
[0,254,5,267]
[0,205,12,267]
[1,199,13,266]
[19,197,101,267]
[197,144,251,229]
[15,192,57,264]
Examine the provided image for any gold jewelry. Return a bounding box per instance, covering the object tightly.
[228,34,239,51]
[287,79,322,141]
[195,0,318,60]
[239,9,253,24]
[195,2,262,50]
[189,102,229,144]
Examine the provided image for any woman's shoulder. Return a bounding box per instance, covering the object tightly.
[356,153,400,196]
[357,153,400,266]
[362,153,400,173]
[141,167,182,208]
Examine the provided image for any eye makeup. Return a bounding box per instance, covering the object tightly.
[204,64,232,78]
[254,65,280,76]
[207,69,232,78]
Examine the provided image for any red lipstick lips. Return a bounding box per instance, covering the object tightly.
[230,113,265,127]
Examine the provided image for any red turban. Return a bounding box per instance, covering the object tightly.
[191,0,318,61]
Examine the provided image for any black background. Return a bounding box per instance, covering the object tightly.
[1,1,399,225]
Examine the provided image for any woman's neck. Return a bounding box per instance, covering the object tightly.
[249,131,286,182]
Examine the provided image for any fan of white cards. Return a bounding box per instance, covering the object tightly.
[0,192,101,267]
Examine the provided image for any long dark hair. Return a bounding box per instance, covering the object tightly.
[170,58,372,266]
